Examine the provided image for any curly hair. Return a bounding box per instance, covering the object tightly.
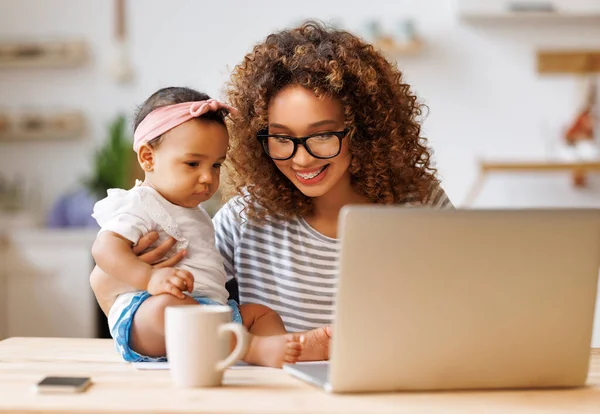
[225,20,440,222]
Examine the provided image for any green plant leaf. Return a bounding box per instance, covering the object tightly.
[83,114,133,199]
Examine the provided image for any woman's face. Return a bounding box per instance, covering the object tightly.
[267,85,351,199]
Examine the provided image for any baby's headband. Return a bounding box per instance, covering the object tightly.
[133,99,237,152]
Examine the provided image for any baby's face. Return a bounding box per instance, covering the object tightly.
[150,119,229,208]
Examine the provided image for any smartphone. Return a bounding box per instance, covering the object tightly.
[35,376,92,394]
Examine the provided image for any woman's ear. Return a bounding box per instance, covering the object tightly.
[137,144,155,172]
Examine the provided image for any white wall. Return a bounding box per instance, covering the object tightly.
[1,0,600,213]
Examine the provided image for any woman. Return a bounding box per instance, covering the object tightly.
[91,21,451,354]
[213,20,451,333]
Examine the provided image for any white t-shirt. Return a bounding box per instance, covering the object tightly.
[92,183,229,328]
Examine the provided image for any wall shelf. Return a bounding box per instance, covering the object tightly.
[373,38,423,57]
[456,0,600,23]
[464,159,600,206]
[0,112,85,141]
[459,12,600,23]
[0,39,87,69]
[537,50,600,74]
[480,160,600,172]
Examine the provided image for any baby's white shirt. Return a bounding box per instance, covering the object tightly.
[92,183,229,305]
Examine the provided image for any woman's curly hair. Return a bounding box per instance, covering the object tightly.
[225,20,440,222]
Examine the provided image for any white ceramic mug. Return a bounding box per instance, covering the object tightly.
[165,305,249,388]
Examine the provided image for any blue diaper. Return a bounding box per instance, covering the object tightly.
[110,291,243,362]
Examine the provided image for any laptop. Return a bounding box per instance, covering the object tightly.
[284,207,600,393]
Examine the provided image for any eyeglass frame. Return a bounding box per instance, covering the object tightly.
[256,127,350,161]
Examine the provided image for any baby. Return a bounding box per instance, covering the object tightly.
[91,86,327,367]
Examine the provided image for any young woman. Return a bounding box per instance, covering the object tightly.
[214,20,452,337]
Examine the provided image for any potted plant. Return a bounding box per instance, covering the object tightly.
[47,114,141,228]
[83,114,140,199]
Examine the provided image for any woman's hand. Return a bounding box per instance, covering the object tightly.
[133,232,187,268]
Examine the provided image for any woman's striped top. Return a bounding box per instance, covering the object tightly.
[213,185,453,332]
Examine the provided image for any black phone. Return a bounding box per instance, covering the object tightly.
[35,376,92,394]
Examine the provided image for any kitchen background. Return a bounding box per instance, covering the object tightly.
[0,0,599,343]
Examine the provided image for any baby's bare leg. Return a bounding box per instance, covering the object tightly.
[239,304,332,362]
[298,326,332,362]
[240,303,288,335]
[239,303,303,368]
[129,294,198,357]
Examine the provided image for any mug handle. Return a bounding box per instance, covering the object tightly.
[216,323,249,372]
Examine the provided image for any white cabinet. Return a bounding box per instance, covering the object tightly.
[0,229,98,339]
[455,0,600,21]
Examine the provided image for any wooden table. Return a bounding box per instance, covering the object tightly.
[0,338,599,413]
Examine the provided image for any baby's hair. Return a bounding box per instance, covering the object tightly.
[134,86,229,149]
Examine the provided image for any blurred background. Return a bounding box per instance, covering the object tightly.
[0,0,599,342]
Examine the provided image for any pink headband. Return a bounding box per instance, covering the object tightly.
[133,99,237,152]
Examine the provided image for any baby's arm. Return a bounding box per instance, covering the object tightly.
[90,234,189,316]
[92,232,150,289]
[92,231,194,299]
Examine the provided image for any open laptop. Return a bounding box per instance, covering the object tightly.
[284,207,600,393]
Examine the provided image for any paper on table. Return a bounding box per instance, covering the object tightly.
[132,361,169,370]
[132,361,274,370]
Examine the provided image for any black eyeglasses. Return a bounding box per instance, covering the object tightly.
[257,128,350,161]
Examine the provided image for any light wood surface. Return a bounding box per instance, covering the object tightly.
[480,160,600,173]
[462,159,600,206]
[0,337,599,413]
[373,38,423,57]
[537,50,600,74]
[0,112,85,141]
[0,40,86,68]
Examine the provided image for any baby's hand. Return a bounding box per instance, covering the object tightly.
[147,268,194,299]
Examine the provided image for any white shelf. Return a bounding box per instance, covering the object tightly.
[459,11,600,22]
[456,0,600,23]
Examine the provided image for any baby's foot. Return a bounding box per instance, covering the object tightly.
[244,333,303,368]
[299,325,332,362]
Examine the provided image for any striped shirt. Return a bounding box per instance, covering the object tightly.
[213,185,453,332]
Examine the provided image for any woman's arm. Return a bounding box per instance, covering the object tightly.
[90,233,188,316]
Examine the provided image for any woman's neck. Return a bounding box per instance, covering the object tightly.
[304,176,367,238]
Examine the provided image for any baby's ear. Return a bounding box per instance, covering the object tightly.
[137,144,155,172]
